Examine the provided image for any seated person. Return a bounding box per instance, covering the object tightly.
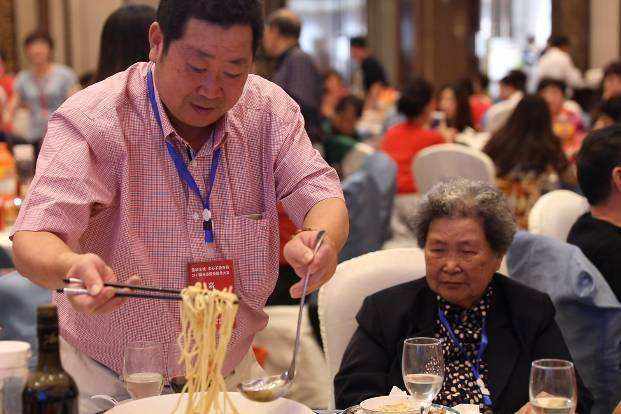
[483,95,575,229]
[484,69,526,133]
[380,78,444,195]
[537,78,586,161]
[322,95,364,175]
[568,125,621,301]
[592,96,621,130]
[334,179,592,413]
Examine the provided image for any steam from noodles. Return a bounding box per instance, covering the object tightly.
[174,283,239,414]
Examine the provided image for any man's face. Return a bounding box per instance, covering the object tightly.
[149,19,253,130]
[498,84,514,100]
[333,105,360,136]
[540,85,565,116]
[604,74,621,99]
[350,46,365,63]
[25,40,51,67]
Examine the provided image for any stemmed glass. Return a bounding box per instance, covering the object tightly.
[123,341,164,400]
[529,359,576,414]
[402,337,444,411]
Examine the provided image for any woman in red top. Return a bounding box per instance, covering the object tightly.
[381,78,444,194]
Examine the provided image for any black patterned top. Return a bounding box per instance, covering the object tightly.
[433,286,493,411]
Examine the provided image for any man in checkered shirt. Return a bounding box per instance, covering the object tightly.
[12,0,348,411]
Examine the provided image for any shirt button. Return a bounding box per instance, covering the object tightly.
[192,212,200,221]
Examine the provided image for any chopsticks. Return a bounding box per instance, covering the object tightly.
[57,277,182,301]
[63,278,181,294]
[56,287,182,301]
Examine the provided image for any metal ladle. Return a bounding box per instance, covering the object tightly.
[238,230,327,403]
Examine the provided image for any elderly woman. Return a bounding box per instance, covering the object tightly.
[334,179,592,413]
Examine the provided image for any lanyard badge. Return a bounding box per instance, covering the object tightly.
[438,308,493,407]
[146,68,220,244]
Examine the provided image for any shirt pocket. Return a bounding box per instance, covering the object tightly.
[216,214,277,310]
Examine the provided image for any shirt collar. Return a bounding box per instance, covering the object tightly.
[438,284,493,328]
[148,62,228,151]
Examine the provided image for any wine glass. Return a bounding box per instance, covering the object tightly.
[123,341,164,400]
[402,337,444,410]
[529,359,576,414]
[166,343,187,394]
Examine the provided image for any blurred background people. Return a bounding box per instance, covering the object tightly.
[320,69,349,120]
[436,83,474,136]
[349,36,387,98]
[4,31,79,158]
[465,72,492,131]
[602,61,621,100]
[537,78,585,160]
[537,35,584,90]
[263,8,323,142]
[0,50,14,141]
[381,78,444,196]
[593,96,621,130]
[484,69,527,133]
[483,95,575,228]
[92,4,156,84]
[322,95,364,175]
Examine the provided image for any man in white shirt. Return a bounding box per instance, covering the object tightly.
[484,70,526,133]
[537,35,584,89]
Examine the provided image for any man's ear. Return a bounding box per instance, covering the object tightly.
[612,166,621,193]
[148,22,164,63]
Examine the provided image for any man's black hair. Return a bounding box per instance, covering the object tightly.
[577,124,621,205]
[157,0,263,55]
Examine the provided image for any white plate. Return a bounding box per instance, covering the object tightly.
[106,392,314,414]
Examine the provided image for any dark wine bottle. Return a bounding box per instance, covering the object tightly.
[22,304,78,414]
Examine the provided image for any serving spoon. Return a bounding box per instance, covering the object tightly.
[238,230,327,402]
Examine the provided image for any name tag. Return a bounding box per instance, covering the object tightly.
[187,259,235,292]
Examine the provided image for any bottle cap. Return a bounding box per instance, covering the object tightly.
[0,341,31,370]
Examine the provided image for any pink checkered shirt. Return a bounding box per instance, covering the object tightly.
[14,62,342,375]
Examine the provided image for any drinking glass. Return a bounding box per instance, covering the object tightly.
[402,337,444,410]
[123,341,164,400]
[529,359,576,414]
[166,343,187,394]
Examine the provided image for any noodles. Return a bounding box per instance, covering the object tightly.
[174,283,239,414]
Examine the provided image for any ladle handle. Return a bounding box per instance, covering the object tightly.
[289,230,326,379]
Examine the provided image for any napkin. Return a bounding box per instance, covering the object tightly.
[387,387,480,414]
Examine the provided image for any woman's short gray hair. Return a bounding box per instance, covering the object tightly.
[411,178,517,255]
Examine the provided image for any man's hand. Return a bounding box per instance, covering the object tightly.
[283,230,338,298]
[65,253,139,314]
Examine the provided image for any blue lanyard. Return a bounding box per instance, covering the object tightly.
[146,69,220,244]
[438,308,493,407]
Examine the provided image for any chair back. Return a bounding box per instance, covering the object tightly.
[507,231,621,414]
[341,142,375,178]
[340,152,397,262]
[527,189,589,241]
[318,248,426,408]
[412,143,496,194]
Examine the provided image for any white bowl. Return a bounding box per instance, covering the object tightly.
[360,395,420,414]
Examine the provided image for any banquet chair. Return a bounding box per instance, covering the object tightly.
[340,152,397,262]
[507,231,621,414]
[412,143,496,194]
[318,248,426,409]
[527,189,590,242]
[340,142,375,178]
